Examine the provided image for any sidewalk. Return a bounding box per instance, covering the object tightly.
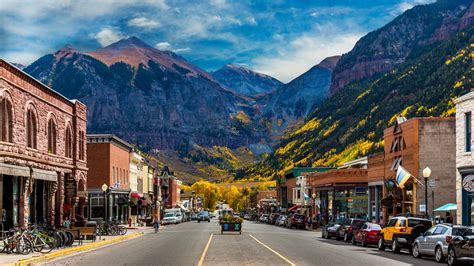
[0,227,154,266]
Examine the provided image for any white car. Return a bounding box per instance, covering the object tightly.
[161,213,180,225]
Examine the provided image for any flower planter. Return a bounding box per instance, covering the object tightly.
[220,222,242,235]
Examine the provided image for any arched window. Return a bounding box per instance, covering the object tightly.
[65,124,73,158]
[0,97,13,142]
[47,118,57,154]
[78,130,85,160]
[26,107,37,149]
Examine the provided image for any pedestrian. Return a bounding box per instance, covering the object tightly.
[153,218,160,233]
[307,215,312,230]
[446,212,453,224]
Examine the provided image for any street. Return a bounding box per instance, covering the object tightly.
[45,219,439,266]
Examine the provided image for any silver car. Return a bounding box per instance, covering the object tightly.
[413,224,472,263]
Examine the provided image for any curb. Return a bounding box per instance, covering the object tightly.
[8,232,144,266]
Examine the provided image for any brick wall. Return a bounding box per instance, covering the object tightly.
[87,143,110,189]
[418,118,456,218]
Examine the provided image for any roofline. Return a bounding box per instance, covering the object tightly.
[455,91,474,105]
[0,59,85,106]
[87,134,133,151]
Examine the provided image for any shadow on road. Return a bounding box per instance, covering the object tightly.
[316,237,438,265]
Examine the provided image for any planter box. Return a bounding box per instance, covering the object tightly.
[220,222,242,235]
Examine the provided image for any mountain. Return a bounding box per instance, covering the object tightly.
[247,6,473,179]
[330,0,474,94]
[257,56,340,140]
[211,64,282,96]
[10,62,25,70]
[24,37,271,181]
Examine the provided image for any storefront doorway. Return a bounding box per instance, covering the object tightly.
[29,179,50,224]
[1,175,20,230]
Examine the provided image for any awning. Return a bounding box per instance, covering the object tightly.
[32,168,57,182]
[288,205,298,212]
[131,192,142,198]
[434,203,457,212]
[0,163,57,182]
[0,163,30,177]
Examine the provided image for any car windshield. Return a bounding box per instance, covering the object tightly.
[294,215,305,219]
[369,224,382,230]
[199,211,209,216]
[164,213,176,218]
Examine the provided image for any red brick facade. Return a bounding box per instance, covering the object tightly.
[0,60,87,228]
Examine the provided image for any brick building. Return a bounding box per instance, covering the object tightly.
[0,60,87,229]
[455,92,474,225]
[381,117,456,223]
[367,152,385,223]
[306,161,368,222]
[86,134,132,223]
[159,166,181,209]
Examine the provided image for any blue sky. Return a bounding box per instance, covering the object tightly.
[0,0,434,82]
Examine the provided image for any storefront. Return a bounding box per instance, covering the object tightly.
[458,168,474,225]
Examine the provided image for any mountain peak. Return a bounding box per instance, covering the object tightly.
[54,44,79,58]
[316,56,341,70]
[102,36,152,51]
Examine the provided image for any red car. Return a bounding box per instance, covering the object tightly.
[352,222,382,247]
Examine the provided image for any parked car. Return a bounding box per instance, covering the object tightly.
[378,215,432,253]
[277,215,287,226]
[285,214,294,228]
[447,226,474,266]
[198,211,211,222]
[322,222,342,239]
[351,222,382,246]
[269,213,280,225]
[190,213,198,221]
[260,214,269,223]
[161,212,180,225]
[287,214,307,229]
[337,218,366,242]
[412,224,471,263]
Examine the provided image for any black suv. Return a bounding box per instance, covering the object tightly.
[447,227,474,266]
[337,218,366,242]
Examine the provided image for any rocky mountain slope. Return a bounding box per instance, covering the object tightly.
[330,0,473,94]
[257,56,340,140]
[211,64,282,96]
[25,37,265,156]
[247,5,473,179]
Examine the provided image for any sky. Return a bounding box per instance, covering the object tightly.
[0,0,435,83]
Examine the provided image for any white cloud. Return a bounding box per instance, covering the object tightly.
[128,17,160,29]
[395,0,435,13]
[154,0,170,10]
[210,0,226,8]
[93,28,124,47]
[156,42,172,50]
[253,30,362,83]
[172,47,191,53]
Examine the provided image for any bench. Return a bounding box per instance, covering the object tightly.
[69,227,97,245]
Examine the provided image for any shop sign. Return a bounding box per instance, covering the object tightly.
[462,175,474,192]
[419,204,426,213]
[65,175,76,198]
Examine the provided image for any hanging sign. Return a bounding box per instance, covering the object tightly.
[65,175,76,197]
[463,175,474,192]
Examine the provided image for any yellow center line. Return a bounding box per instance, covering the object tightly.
[249,234,296,266]
[198,233,214,266]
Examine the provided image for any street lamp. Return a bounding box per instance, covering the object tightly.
[101,184,108,222]
[422,167,431,218]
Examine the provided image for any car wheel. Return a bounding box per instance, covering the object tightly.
[392,237,400,254]
[412,243,422,258]
[447,247,457,266]
[378,237,385,251]
[435,246,445,263]
[361,237,367,247]
[351,236,356,245]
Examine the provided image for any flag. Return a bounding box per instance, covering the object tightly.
[396,166,412,189]
[303,192,310,201]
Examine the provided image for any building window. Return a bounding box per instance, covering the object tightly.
[65,125,73,158]
[26,107,37,149]
[47,118,57,154]
[466,112,471,152]
[78,130,85,160]
[112,167,116,183]
[0,98,13,143]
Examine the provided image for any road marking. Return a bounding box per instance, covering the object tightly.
[249,234,296,266]
[198,233,213,266]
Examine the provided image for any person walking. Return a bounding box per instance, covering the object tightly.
[153,218,160,233]
[446,212,453,224]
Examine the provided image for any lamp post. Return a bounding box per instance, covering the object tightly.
[423,167,431,218]
[312,193,317,218]
[101,184,108,222]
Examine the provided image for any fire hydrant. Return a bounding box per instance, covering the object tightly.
[128,217,132,227]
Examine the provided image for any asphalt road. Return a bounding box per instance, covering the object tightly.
[46,219,439,266]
